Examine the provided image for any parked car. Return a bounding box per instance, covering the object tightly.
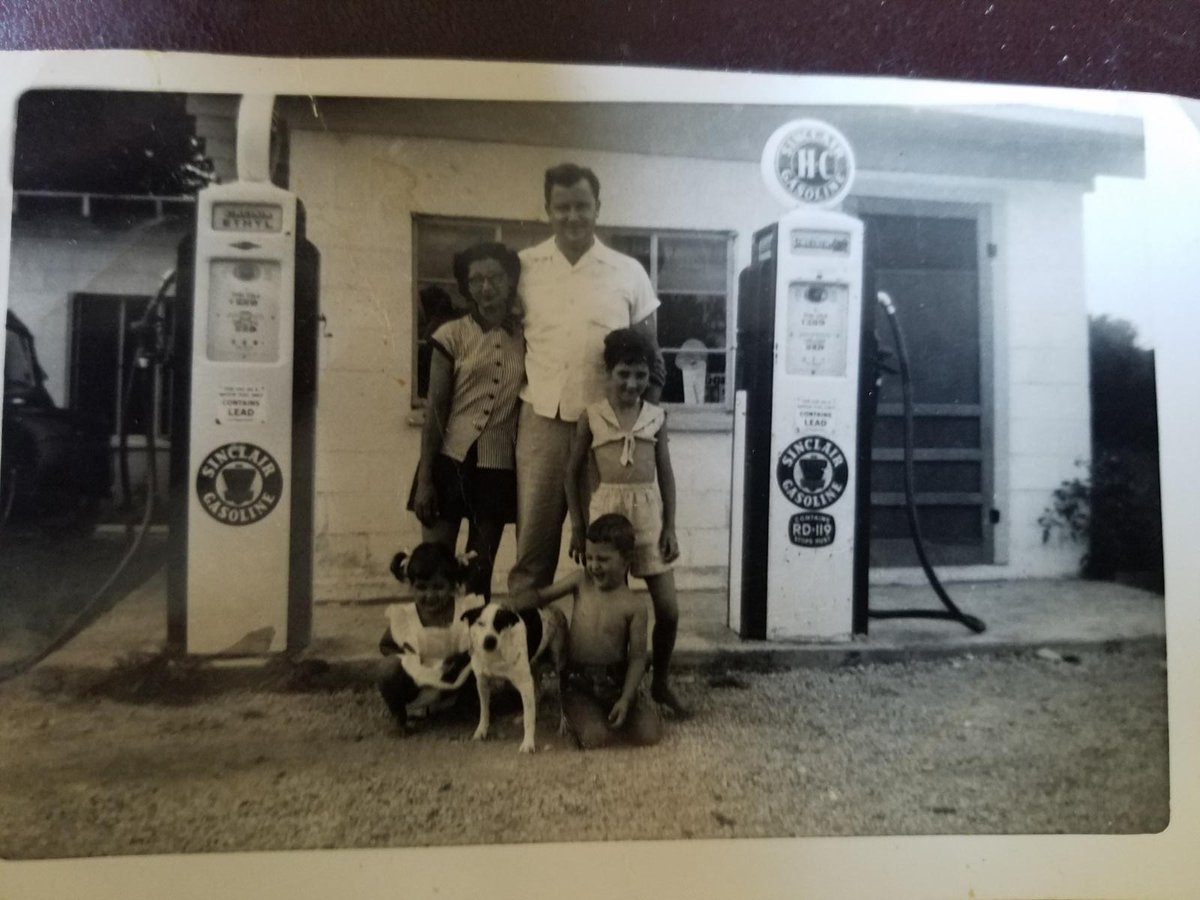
[2,311,112,536]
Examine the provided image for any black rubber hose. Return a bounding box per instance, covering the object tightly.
[1,464,17,527]
[130,271,174,512]
[0,449,156,682]
[871,292,986,634]
[118,271,175,513]
[117,351,139,511]
[0,270,175,682]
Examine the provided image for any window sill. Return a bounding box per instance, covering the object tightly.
[407,406,734,433]
[663,407,734,432]
[107,435,172,449]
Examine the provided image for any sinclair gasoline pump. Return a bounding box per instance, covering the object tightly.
[729,119,983,642]
[168,95,319,656]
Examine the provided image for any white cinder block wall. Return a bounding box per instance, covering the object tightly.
[1001,184,1093,577]
[288,131,1093,601]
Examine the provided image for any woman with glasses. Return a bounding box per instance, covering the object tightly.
[407,242,525,600]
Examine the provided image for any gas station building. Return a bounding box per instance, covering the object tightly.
[6,96,1145,610]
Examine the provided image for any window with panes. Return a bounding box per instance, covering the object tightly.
[412,215,734,408]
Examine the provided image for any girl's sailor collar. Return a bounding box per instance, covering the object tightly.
[590,398,664,466]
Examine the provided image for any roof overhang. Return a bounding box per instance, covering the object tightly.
[280,98,1145,185]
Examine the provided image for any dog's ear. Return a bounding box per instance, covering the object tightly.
[460,606,485,625]
[493,607,521,631]
[389,551,409,582]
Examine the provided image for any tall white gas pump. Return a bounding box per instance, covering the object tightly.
[168,96,319,656]
[730,120,871,641]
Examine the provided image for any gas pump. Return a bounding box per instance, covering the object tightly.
[168,95,319,656]
[730,119,983,641]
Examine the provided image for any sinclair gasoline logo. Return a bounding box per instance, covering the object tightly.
[760,119,857,209]
[777,435,850,510]
[196,442,283,526]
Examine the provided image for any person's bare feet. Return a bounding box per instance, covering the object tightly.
[651,681,691,720]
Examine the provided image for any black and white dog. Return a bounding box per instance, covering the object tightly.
[462,604,568,753]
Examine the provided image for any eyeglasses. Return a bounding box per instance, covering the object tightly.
[467,273,509,290]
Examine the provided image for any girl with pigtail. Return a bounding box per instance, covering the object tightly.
[377,543,489,729]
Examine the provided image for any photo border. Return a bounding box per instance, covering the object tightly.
[0,51,1196,900]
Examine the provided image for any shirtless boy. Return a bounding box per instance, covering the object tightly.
[525,514,662,749]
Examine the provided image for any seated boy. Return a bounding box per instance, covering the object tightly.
[524,514,662,749]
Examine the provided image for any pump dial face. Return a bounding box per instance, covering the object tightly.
[785,280,849,376]
[206,259,281,363]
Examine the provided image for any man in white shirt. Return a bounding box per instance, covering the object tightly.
[509,162,665,595]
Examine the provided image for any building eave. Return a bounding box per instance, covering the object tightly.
[279,98,1145,184]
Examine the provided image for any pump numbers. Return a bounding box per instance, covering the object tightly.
[789,512,836,548]
[786,280,848,376]
[207,259,281,363]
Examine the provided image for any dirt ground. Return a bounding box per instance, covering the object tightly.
[0,644,1169,860]
[0,531,165,672]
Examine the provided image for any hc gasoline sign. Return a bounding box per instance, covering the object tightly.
[789,512,836,548]
[196,442,283,526]
[760,119,857,209]
[777,435,849,510]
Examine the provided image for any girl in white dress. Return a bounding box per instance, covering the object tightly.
[377,543,486,728]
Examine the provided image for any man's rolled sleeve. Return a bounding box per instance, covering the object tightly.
[627,258,665,390]
[628,258,661,325]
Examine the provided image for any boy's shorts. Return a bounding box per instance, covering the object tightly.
[590,482,670,578]
[561,663,662,748]
[563,663,627,704]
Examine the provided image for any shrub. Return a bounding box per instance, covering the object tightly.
[1039,316,1163,592]
[1039,454,1162,589]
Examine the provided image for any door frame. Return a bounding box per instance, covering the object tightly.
[844,195,998,567]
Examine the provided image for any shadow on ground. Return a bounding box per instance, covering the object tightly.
[0,529,167,673]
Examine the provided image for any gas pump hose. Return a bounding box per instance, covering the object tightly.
[0,271,174,682]
[869,292,986,634]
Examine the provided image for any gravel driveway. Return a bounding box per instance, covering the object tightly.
[0,643,1168,860]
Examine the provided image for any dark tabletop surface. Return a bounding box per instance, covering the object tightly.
[0,0,1195,99]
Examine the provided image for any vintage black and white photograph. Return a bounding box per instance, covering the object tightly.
[0,57,1190,895]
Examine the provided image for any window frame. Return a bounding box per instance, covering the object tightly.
[410,213,737,417]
